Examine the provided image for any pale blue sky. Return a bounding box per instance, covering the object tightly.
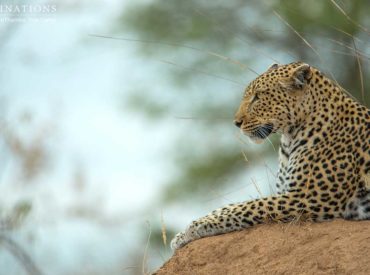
[0,1,279,274]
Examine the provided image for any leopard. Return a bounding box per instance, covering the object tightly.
[171,61,370,250]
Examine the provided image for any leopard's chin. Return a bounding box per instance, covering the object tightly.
[243,123,274,144]
[248,136,265,144]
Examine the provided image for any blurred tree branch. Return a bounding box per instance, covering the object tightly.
[0,235,43,275]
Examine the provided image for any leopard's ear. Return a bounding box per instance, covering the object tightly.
[267,63,279,71]
[292,64,312,88]
[280,63,312,90]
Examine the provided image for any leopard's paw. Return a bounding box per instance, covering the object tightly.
[170,220,215,250]
[170,231,187,250]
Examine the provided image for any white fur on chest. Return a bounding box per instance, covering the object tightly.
[279,135,292,166]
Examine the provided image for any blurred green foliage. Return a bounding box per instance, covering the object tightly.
[11,200,32,229]
[125,90,170,120]
[116,0,370,259]
[118,0,370,198]
[0,200,32,231]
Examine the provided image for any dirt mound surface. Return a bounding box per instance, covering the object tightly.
[155,220,370,275]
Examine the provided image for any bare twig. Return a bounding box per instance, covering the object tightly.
[0,235,43,275]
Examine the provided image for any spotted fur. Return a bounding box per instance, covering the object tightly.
[171,62,370,250]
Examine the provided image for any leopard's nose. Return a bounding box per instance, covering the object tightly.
[234,119,243,128]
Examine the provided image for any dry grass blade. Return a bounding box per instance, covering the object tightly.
[251,178,263,198]
[205,188,234,203]
[206,182,259,202]
[329,0,370,36]
[193,8,288,63]
[273,11,362,102]
[263,163,276,195]
[160,211,167,247]
[273,11,321,59]
[89,34,257,74]
[352,38,365,103]
[325,49,369,60]
[173,116,232,121]
[159,59,245,87]
[241,149,249,163]
[252,179,281,223]
[235,132,249,146]
[205,51,259,75]
[328,38,370,60]
[262,161,277,179]
[273,10,342,86]
[265,137,276,152]
[122,266,138,271]
[142,221,152,275]
[330,26,364,44]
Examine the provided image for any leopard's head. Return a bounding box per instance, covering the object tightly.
[234,62,313,143]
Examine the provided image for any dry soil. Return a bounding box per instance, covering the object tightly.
[155,220,370,275]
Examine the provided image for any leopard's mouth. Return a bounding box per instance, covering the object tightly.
[244,123,274,143]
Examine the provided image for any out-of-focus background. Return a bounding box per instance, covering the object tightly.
[1,0,369,274]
